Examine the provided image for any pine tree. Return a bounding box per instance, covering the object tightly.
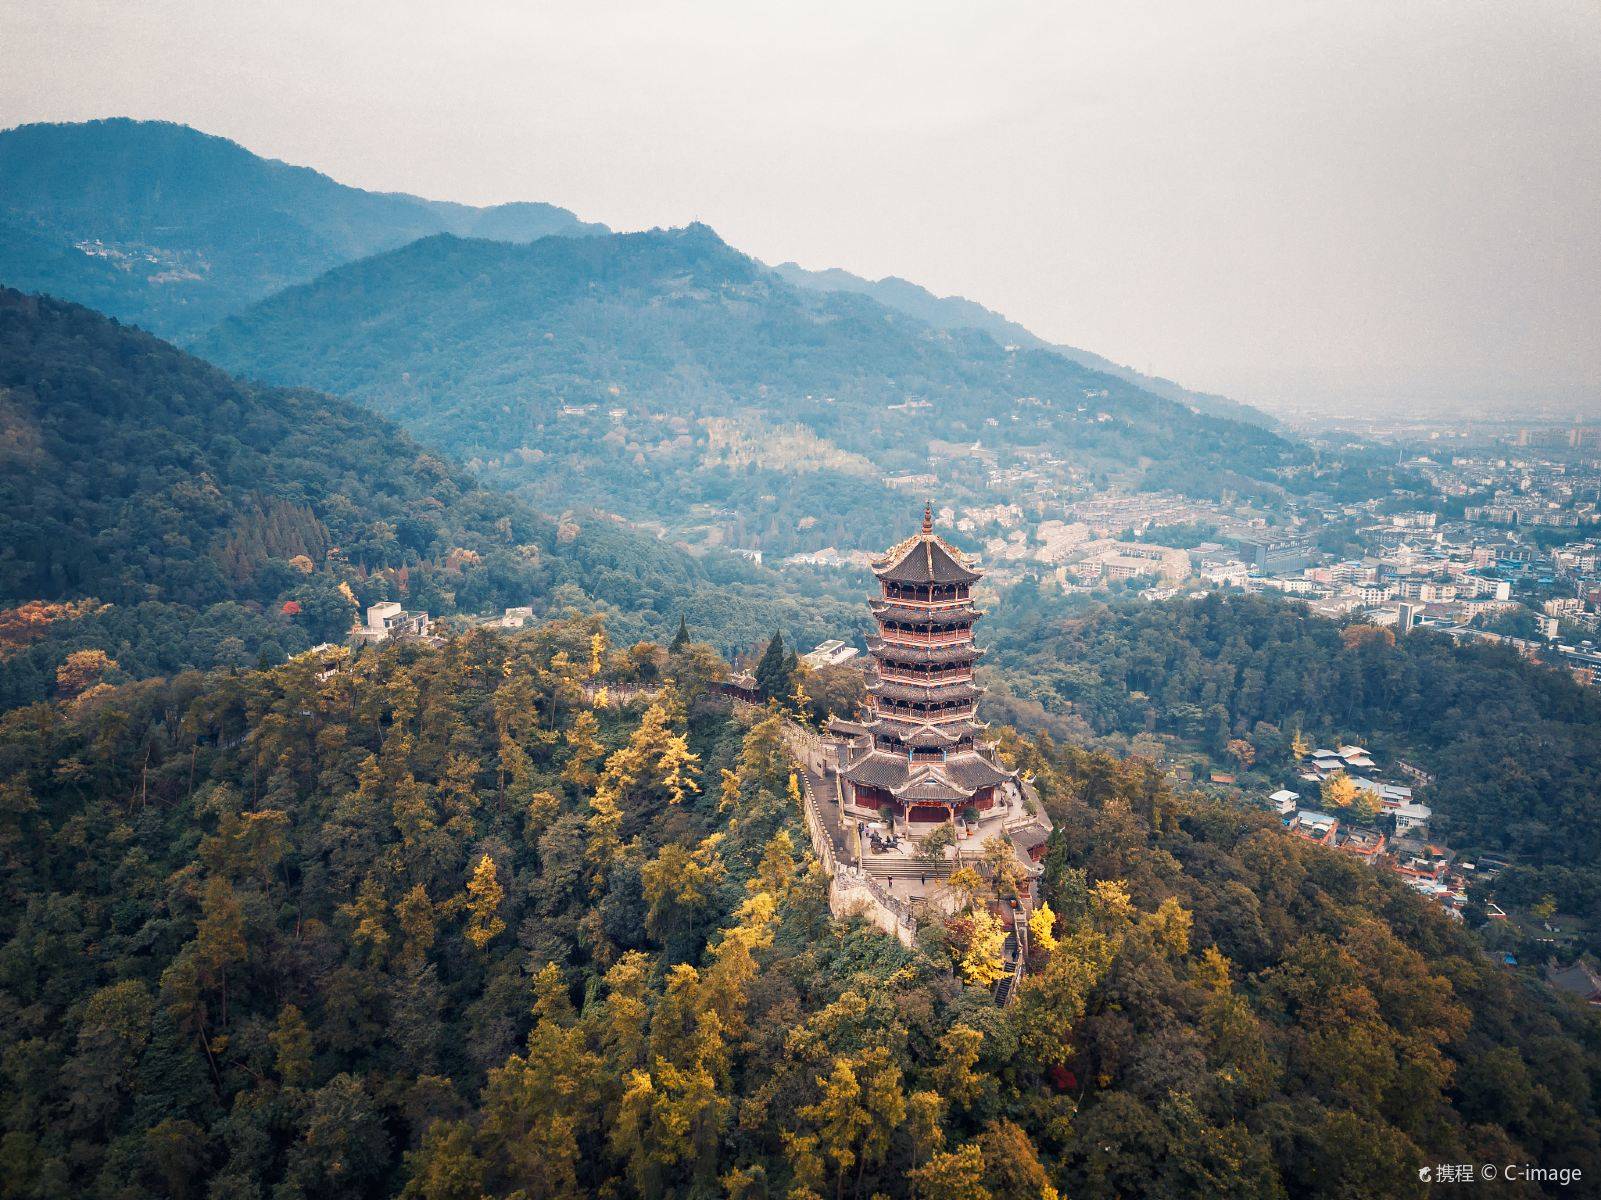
[562,710,605,793]
[395,884,437,969]
[754,632,791,701]
[931,1025,986,1109]
[671,615,691,653]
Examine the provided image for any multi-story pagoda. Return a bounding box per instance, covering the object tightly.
[831,505,1016,826]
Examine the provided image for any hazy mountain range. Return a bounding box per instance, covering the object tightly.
[0,118,607,337]
[0,119,1276,431]
[0,118,1357,562]
[193,224,1301,555]
[770,262,1276,429]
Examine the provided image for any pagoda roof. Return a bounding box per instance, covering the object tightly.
[901,722,969,747]
[860,715,971,745]
[868,637,985,665]
[872,510,982,586]
[868,598,981,625]
[867,678,982,704]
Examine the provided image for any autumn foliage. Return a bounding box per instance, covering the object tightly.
[0,618,1594,1198]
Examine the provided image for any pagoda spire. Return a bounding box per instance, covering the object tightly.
[922,501,933,534]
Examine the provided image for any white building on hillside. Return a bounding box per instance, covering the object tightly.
[352,601,432,645]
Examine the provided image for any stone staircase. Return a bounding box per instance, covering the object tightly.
[993,907,1028,1007]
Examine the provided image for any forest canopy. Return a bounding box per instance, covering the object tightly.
[0,288,860,707]
[0,616,1596,1198]
[987,590,1601,951]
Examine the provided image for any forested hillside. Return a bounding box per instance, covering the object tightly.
[0,119,606,339]
[987,590,1601,946]
[195,226,1303,556]
[0,289,856,706]
[0,621,1595,1198]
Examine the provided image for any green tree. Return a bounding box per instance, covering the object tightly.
[754,631,792,701]
[272,1003,314,1087]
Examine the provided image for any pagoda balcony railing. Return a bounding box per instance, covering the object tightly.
[881,593,972,609]
[877,629,973,647]
[873,705,976,725]
[876,669,974,686]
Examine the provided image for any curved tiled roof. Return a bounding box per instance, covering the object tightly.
[867,637,986,665]
[871,515,982,586]
[866,678,983,704]
[895,773,970,803]
[868,598,981,625]
[860,715,970,745]
[941,751,1014,790]
[841,749,917,789]
[841,749,1013,802]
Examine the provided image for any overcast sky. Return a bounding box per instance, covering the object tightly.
[3,0,1598,414]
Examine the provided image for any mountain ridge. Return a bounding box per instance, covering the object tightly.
[194,224,1303,557]
[1,118,1277,437]
[772,259,1278,428]
[0,118,608,337]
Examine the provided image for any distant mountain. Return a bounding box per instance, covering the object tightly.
[0,287,854,706]
[196,224,1302,557]
[0,119,607,338]
[772,261,1277,428]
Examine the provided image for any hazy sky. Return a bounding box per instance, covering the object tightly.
[3,0,1598,413]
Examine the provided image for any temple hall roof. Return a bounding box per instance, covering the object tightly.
[841,749,1014,804]
[896,772,970,803]
[842,749,919,790]
[940,751,1014,790]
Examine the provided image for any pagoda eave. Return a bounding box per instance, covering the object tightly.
[867,598,983,624]
[866,678,983,703]
[867,637,987,665]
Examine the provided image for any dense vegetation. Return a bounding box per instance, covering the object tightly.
[195,226,1303,556]
[0,290,858,707]
[0,119,605,339]
[0,618,1596,1198]
[987,590,1601,947]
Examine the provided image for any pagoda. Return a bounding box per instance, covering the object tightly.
[831,504,1016,826]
